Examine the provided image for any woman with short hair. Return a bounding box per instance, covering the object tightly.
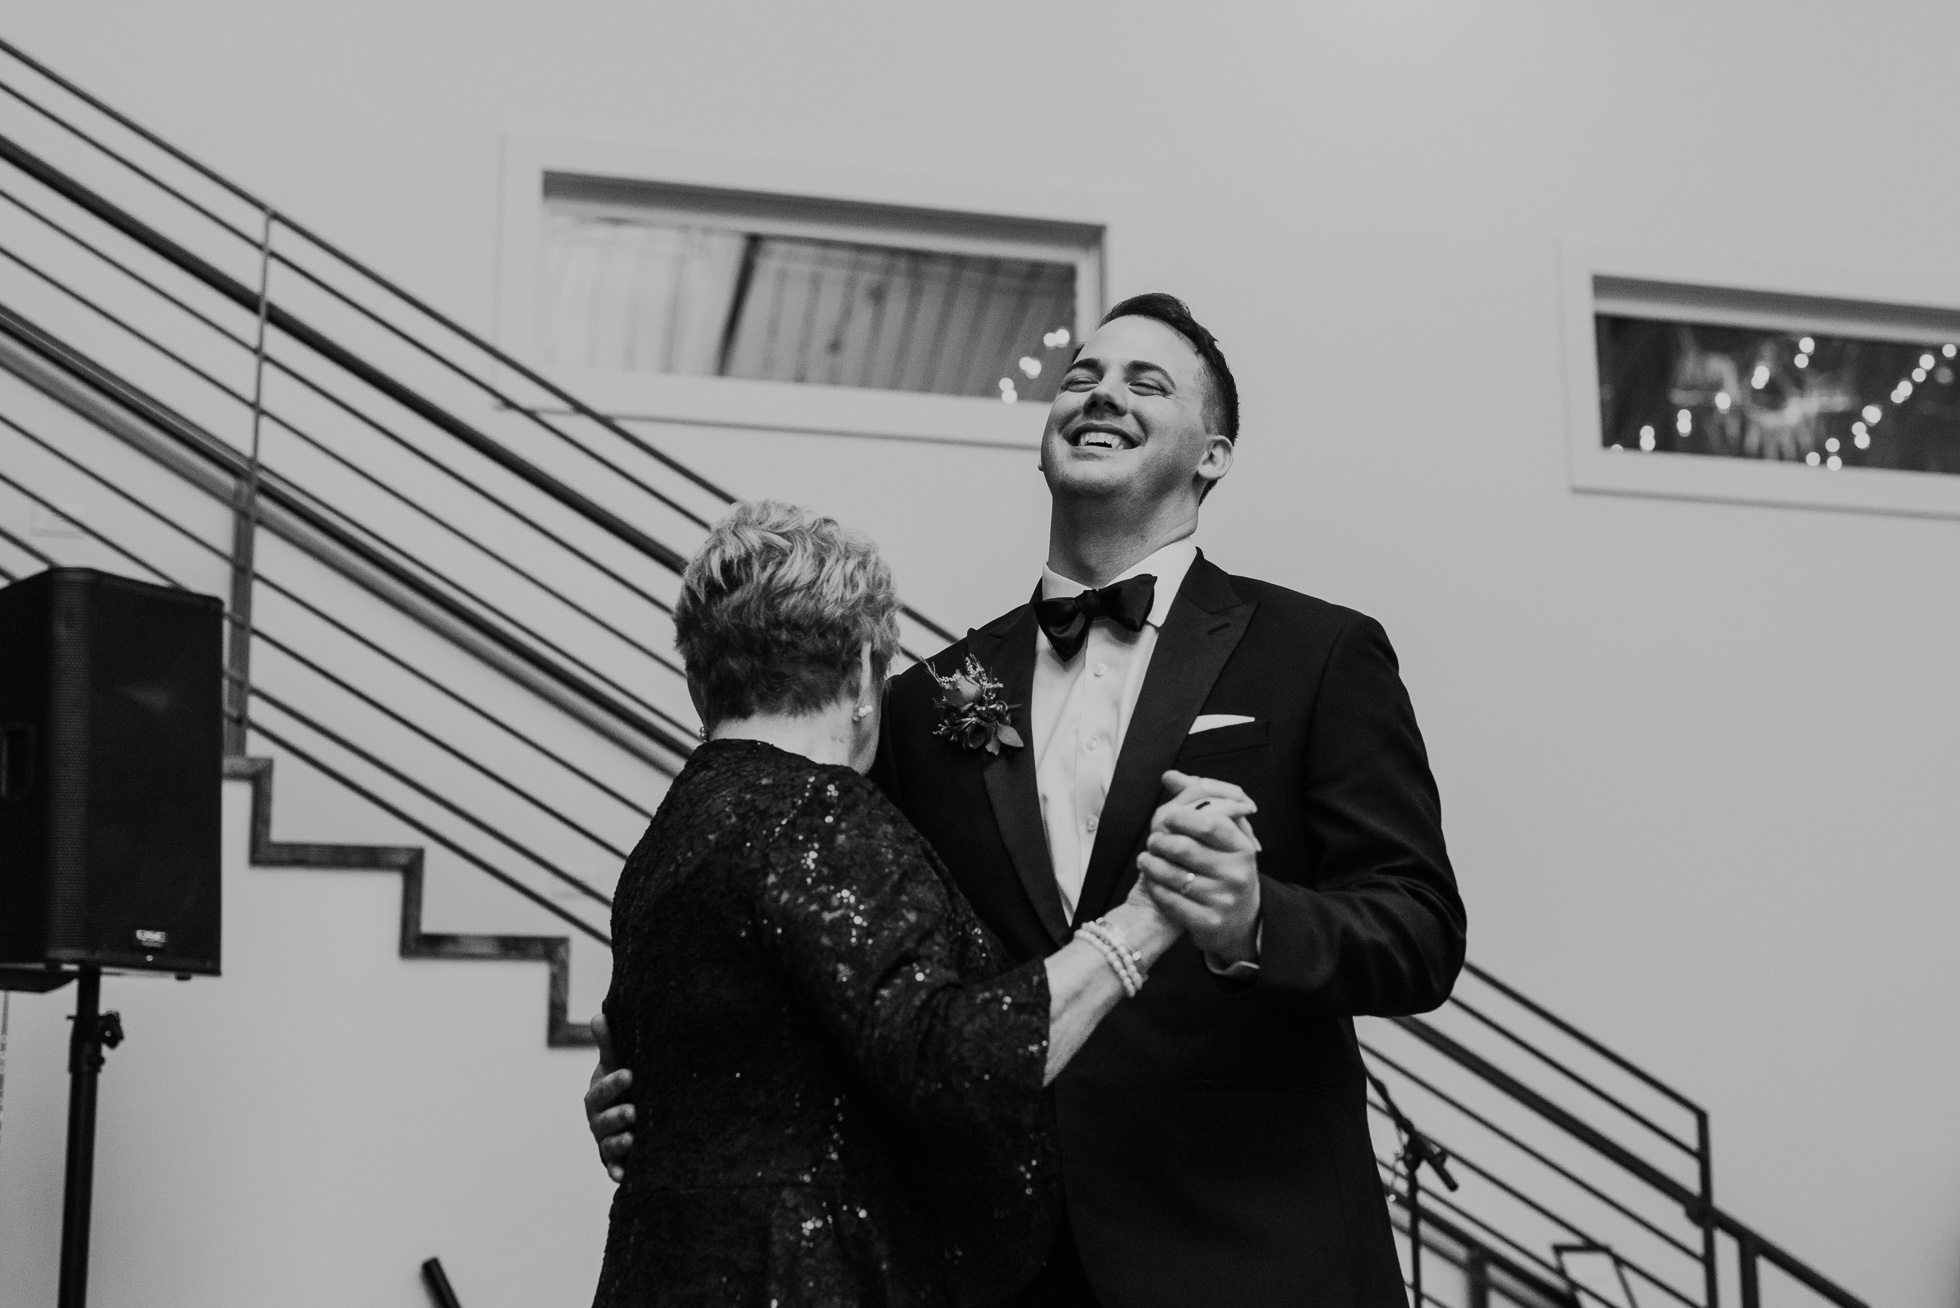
[592,501,1202,1307]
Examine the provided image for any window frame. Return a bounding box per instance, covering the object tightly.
[497,135,1107,449]
[1559,240,1960,520]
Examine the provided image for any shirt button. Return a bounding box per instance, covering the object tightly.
[1086,814,1100,832]
[1085,737,1099,752]
[1093,663,1108,677]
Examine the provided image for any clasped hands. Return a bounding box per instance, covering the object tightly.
[586,768,1263,1185]
[1127,770,1263,967]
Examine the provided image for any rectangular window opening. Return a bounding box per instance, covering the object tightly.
[539,175,1099,406]
[1594,278,1960,477]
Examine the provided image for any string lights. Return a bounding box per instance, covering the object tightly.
[1624,325,1960,469]
[1839,335,1959,470]
[1001,326,1072,403]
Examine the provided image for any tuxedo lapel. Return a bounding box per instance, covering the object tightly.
[1073,556,1257,924]
[970,606,1072,946]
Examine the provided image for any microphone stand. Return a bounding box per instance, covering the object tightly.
[1367,1070,1458,1308]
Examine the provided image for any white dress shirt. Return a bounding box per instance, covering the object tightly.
[1031,538,1198,919]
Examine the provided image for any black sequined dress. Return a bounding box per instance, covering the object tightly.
[592,739,1060,1308]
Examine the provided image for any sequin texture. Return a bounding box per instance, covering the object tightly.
[593,739,1060,1306]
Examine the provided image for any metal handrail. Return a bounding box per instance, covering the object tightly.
[246,716,609,947]
[0,221,701,740]
[0,171,690,641]
[1375,1171,1581,1308]
[1377,1151,1579,1302]
[1446,992,1698,1156]
[0,36,957,646]
[0,307,646,950]
[1464,962,1707,1115]
[0,313,678,929]
[0,300,696,760]
[0,130,696,576]
[0,437,618,924]
[1428,1145,1697,1308]
[0,123,944,715]
[1393,1015,1696,1208]
[1363,1040,1701,1260]
[251,684,612,914]
[1380,994,1869,1308]
[0,514,50,572]
[1712,1215,1864,1308]
[0,406,634,872]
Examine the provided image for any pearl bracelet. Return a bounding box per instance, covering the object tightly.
[1087,917,1148,985]
[1076,926,1139,998]
[1078,918,1147,997]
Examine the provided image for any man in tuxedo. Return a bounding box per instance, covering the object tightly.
[589,293,1466,1306]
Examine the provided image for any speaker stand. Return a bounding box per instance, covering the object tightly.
[59,966,122,1308]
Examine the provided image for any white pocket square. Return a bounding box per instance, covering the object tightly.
[1188,714,1257,734]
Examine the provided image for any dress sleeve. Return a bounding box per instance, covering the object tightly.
[752,770,1059,1300]
[752,769,1051,1136]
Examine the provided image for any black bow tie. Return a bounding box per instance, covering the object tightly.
[1034,574,1157,662]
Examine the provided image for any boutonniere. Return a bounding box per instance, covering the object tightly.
[932,655,1025,755]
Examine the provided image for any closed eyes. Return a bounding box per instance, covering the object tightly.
[1060,370,1170,395]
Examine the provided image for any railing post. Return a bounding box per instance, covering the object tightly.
[1697,1109,1719,1308]
[1737,1233,1760,1308]
[1466,1248,1490,1308]
[224,206,275,755]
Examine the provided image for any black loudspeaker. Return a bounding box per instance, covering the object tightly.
[0,568,224,975]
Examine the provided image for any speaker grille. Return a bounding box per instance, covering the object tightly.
[45,573,90,953]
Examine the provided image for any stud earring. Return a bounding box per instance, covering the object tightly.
[851,703,873,722]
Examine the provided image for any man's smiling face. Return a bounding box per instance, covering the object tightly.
[1039,314,1228,509]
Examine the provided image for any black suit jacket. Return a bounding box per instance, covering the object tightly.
[875,553,1466,1307]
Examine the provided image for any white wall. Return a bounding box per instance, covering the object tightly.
[0,778,611,1307]
[4,3,1958,1306]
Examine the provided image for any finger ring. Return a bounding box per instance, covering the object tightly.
[1180,870,1196,894]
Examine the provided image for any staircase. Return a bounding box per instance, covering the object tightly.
[0,37,1866,1308]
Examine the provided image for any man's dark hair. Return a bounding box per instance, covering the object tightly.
[1099,292,1239,442]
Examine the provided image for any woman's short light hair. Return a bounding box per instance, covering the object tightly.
[674,501,901,729]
